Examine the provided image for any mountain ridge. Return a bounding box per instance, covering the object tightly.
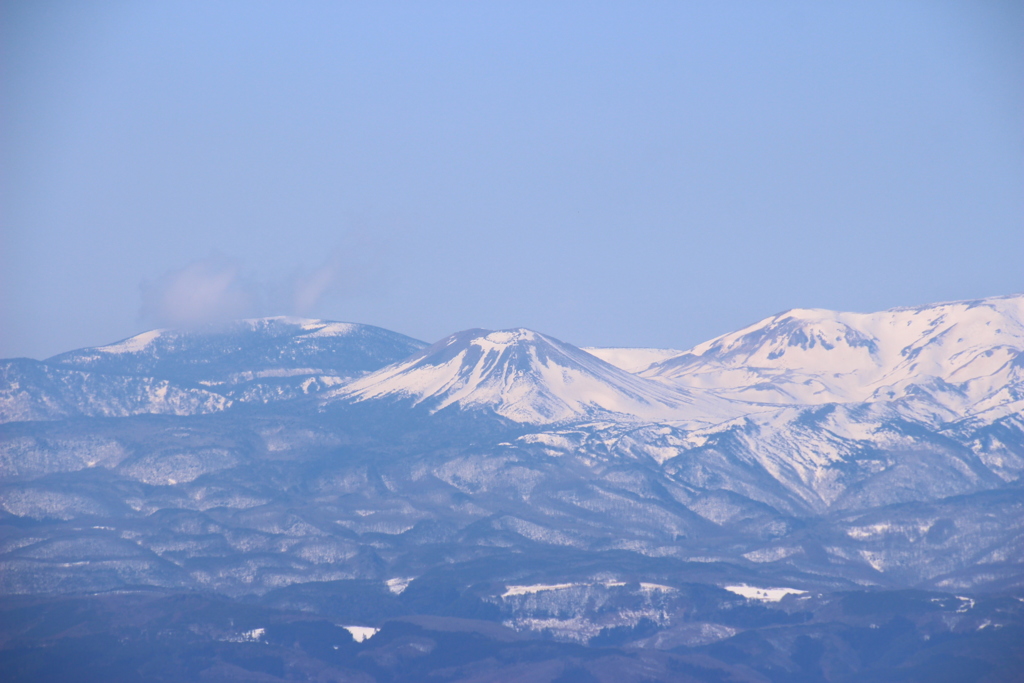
[47,316,429,384]
[323,327,719,425]
[1,295,1021,607]
[644,294,1024,421]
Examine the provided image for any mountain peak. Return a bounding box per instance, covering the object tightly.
[644,295,1024,412]
[46,318,428,384]
[325,327,708,424]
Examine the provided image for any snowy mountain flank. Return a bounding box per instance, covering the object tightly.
[326,328,715,424]
[1,296,1022,680]
[1,317,427,420]
[7,296,1021,429]
[644,295,1024,420]
[48,316,428,384]
[318,294,1024,429]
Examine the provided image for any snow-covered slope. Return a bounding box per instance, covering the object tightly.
[582,347,684,374]
[644,295,1024,422]
[1,318,429,420]
[48,317,428,385]
[43,317,428,404]
[0,359,230,423]
[3,296,1024,614]
[326,328,720,424]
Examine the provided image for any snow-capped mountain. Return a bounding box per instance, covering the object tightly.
[1,318,428,423]
[325,328,717,424]
[48,317,428,385]
[644,295,1024,423]
[2,296,1023,680]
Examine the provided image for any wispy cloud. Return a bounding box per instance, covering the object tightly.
[289,237,385,316]
[291,254,343,316]
[139,255,260,327]
[140,238,387,328]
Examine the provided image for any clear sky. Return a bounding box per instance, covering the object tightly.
[2,1,1022,358]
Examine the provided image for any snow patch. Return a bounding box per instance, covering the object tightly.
[97,329,164,354]
[724,584,807,602]
[502,583,577,597]
[639,583,677,592]
[386,577,414,595]
[742,546,800,563]
[301,322,358,338]
[224,627,265,643]
[342,626,379,642]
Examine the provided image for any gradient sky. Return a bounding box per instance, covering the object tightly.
[3,1,1022,358]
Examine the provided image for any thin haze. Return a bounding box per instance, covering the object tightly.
[2,1,1022,358]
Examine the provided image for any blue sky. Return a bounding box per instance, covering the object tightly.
[2,1,1022,358]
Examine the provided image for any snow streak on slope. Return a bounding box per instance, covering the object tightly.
[644,295,1024,421]
[665,400,1016,514]
[327,329,723,424]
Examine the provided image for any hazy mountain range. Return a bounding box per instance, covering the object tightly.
[1,295,1022,681]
